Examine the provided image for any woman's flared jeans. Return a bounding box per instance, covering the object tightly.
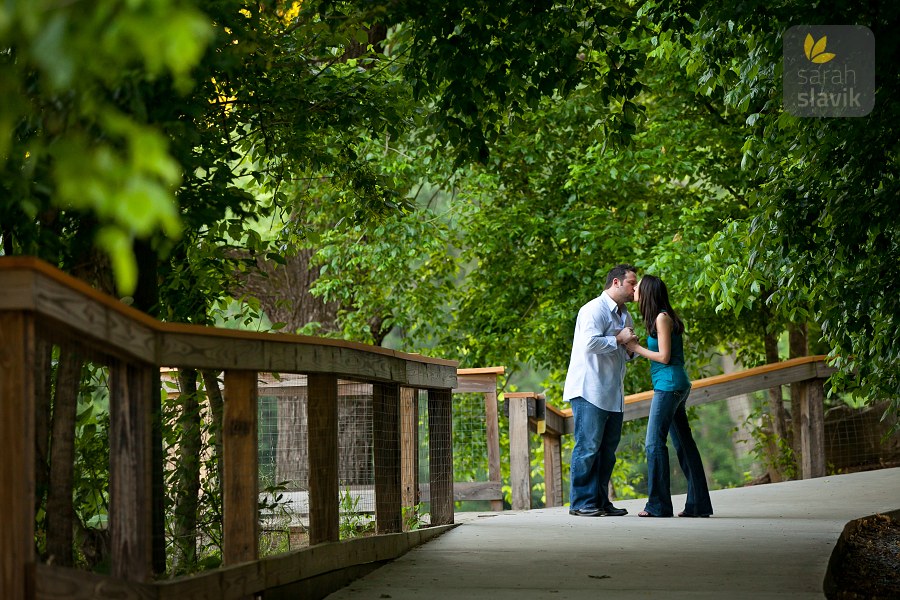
[644,388,713,517]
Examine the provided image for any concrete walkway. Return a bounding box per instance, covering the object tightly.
[327,467,899,599]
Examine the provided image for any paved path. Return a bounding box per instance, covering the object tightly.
[327,467,899,599]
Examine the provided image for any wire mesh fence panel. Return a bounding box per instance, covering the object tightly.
[256,372,309,555]
[337,380,375,538]
[417,389,432,522]
[452,393,490,485]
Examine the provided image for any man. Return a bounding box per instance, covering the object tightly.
[564,263,638,517]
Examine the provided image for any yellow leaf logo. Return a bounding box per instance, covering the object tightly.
[804,33,836,63]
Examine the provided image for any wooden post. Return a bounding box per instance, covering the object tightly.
[150,368,167,574]
[400,387,419,523]
[308,374,339,544]
[108,361,154,582]
[484,387,503,511]
[427,388,454,525]
[0,312,36,600]
[542,433,563,507]
[222,370,259,564]
[508,396,531,510]
[373,382,402,534]
[800,378,826,479]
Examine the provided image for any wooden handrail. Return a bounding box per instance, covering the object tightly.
[551,354,835,423]
[499,355,835,510]
[0,257,459,600]
[0,256,456,388]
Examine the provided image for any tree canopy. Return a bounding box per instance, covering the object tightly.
[2,0,898,415]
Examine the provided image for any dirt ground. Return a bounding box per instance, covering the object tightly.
[827,513,900,599]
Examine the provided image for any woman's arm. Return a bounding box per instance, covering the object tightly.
[627,313,673,364]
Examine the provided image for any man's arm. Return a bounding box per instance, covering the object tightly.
[584,306,633,354]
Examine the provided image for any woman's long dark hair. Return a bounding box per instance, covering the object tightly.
[638,274,685,337]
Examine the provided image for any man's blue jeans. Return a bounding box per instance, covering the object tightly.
[569,398,623,511]
[644,388,713,517]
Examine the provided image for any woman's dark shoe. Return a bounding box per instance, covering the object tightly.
[677,511,711,518]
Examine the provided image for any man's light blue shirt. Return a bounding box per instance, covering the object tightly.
[563,291,634,412]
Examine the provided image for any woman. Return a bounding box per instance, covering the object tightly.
[626,275,713,518]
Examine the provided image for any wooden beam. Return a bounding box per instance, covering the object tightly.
[453,367,504,394]
[308,374,339,544]
[35,524,458,600]
[0,258,458,390]
[543,433,563,508]
[508,395,531,511]
[427,389,454,525]
[373,382,402,534]
[222,370,259,565]
[417,481,503,503]
[109,361,154,582]
[0,312,36,600]
[801,378,827,479]
[399,387,419,525]
[484,386,503,511]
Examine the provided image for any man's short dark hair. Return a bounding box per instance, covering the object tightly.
[605,264,636,289]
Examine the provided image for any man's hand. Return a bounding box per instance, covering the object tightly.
[616,327,637,345]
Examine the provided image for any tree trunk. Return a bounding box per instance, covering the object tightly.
[132,238,167,574]
[172,369,202,570]
[231,250,340,334]
[722,352,761,478]
[45,348,83,567]
[201,370,225,490]
[789,323,809,472]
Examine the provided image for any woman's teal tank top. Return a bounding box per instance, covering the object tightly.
[646,312,691,391]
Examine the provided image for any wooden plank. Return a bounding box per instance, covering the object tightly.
[427,388,454,525]
[34,563,157,600]
[407,361,458,389]
[508,396,531,510]
[0,259,459,391]
[0,269,36,310]
[308,374,339,544]
[544,403,571,436]
[801,378,827,479]
[457,366,506,375]
[543,433,563,507]
[108,361,154,582]
[0,312,36,600]
[417,481,503,503]
[158,332,457,388]
[453,370,502,394]
[621,361,826,421]
[399,387,419,525]
[33,276,155,363]
[373,382,402,534]
[222,370,259,565]
[483,387,503,511]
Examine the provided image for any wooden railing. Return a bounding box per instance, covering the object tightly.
[452,367,505,511]
[0,257,458,600]
[501,356,835,510]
